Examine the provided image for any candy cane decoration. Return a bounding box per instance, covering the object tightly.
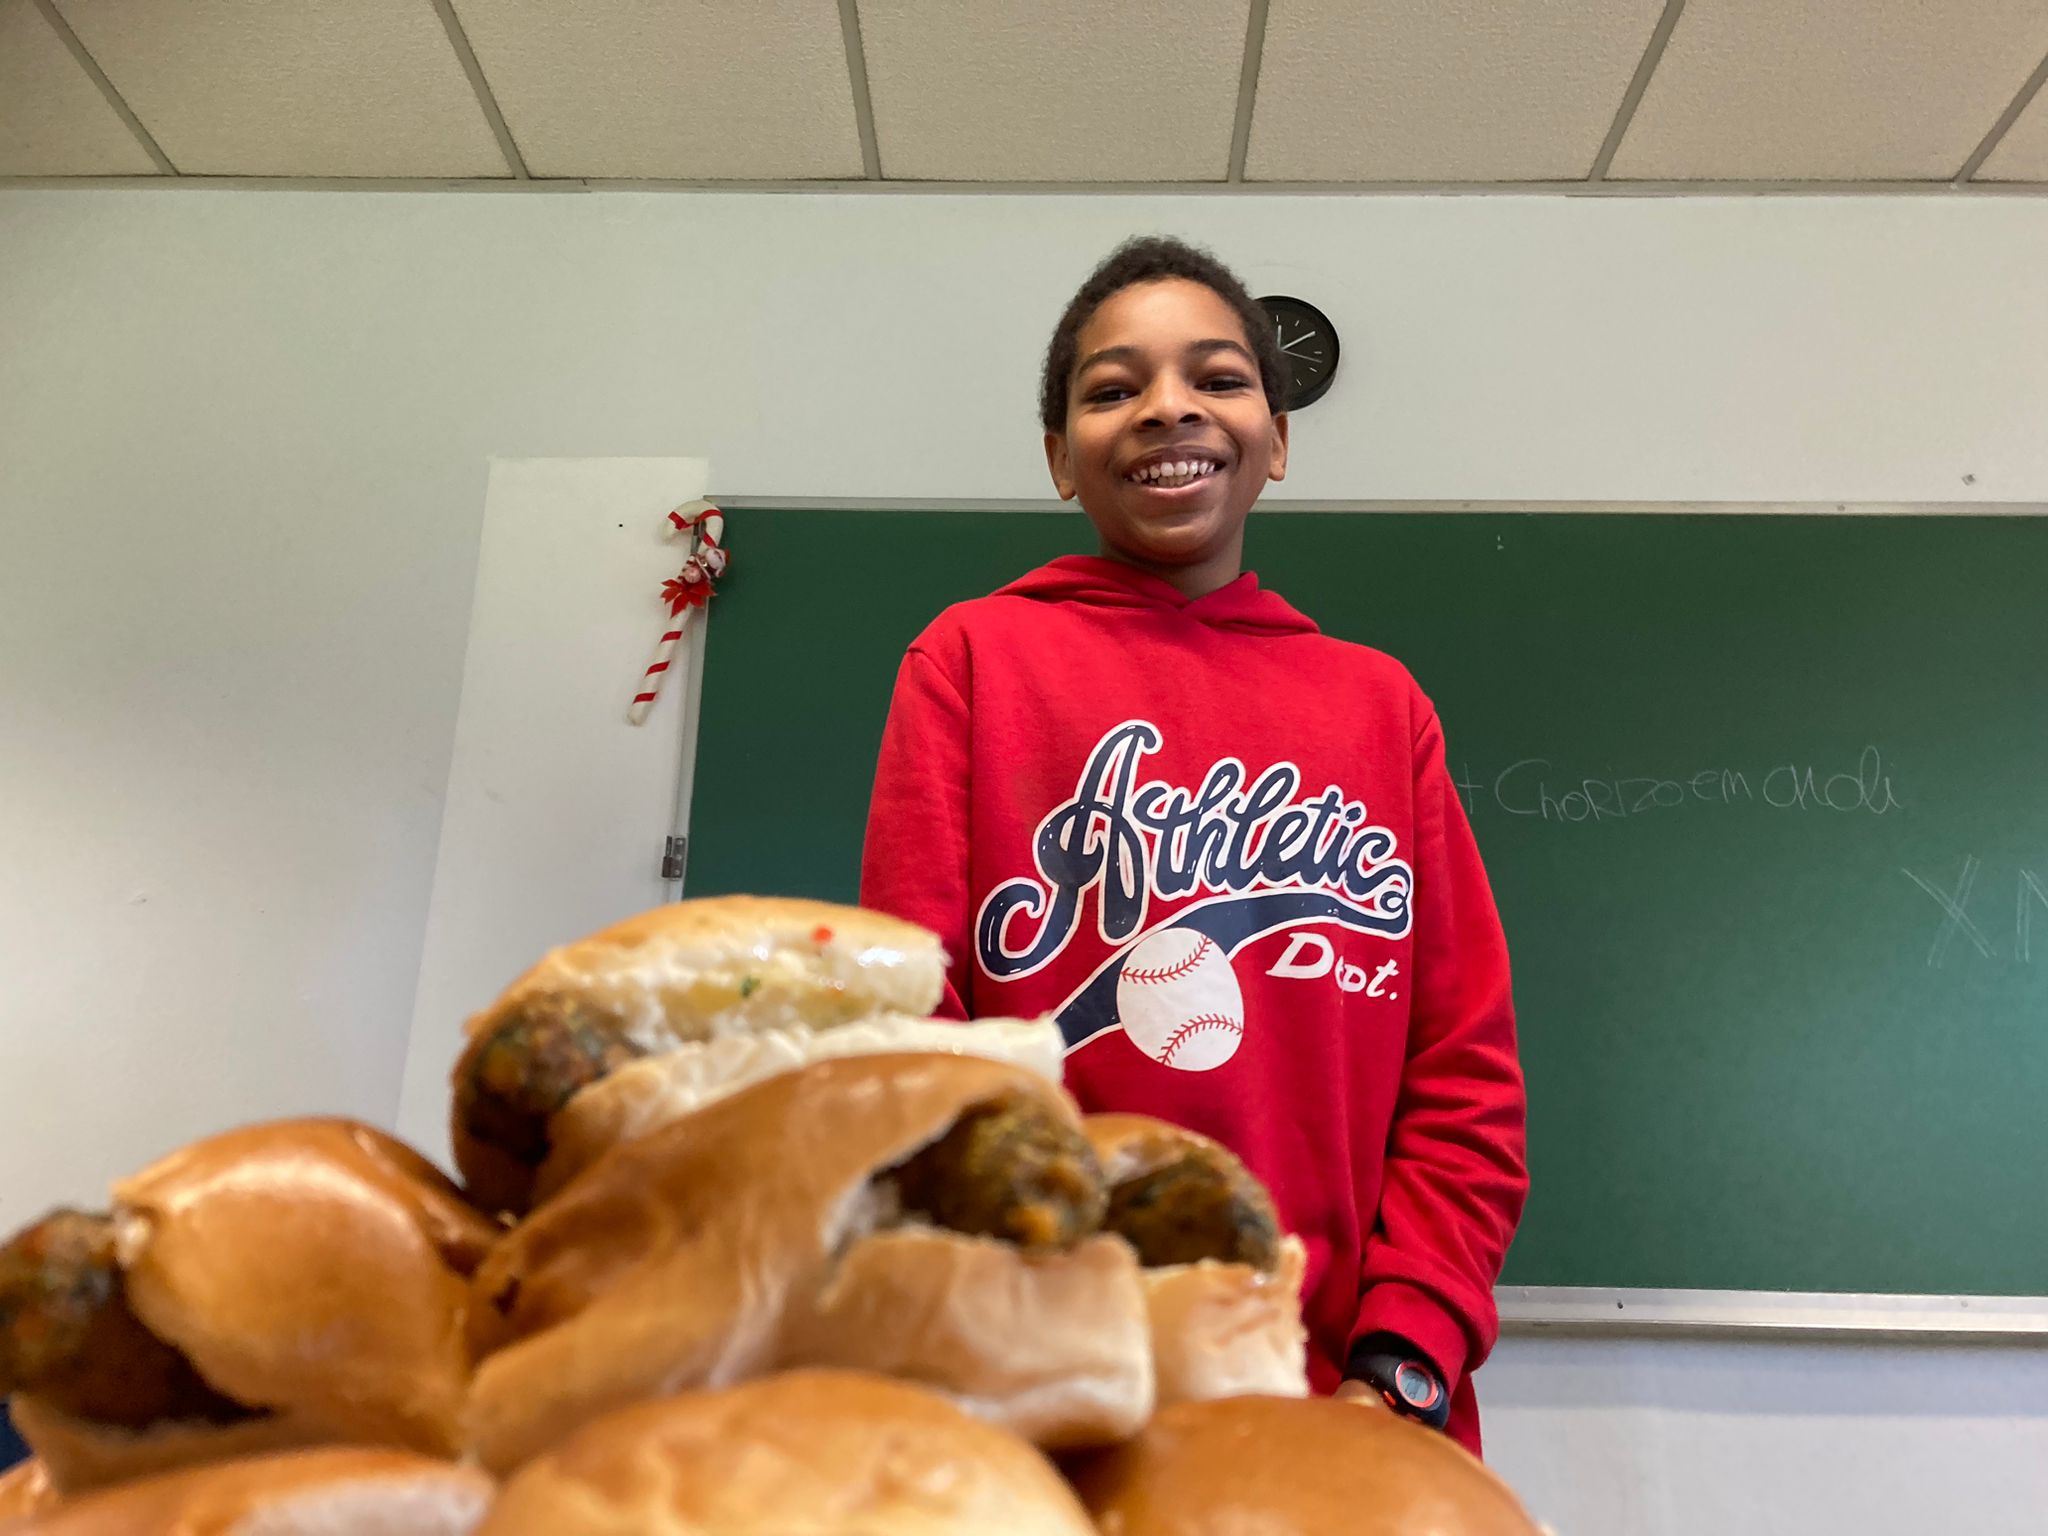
[627,498,728,725]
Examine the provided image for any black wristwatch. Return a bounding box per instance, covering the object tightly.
[1345,1332,1450,1430]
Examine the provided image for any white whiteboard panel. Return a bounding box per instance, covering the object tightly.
[394,457,708,1164]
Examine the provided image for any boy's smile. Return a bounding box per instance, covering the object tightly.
[1046,278,1288,598]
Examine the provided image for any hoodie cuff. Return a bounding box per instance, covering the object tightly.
[1352,1283,1473,1398]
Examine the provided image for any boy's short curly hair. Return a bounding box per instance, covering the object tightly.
[1038,236,1286,434]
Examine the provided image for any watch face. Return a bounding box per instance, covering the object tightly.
[1257,295,1339,410]
[1394,1361,1442,1411]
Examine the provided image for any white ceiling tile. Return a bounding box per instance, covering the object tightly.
[450,0,862,179]
[1976,74,2048,180]
[1248,0,1665,182]
[0,0,158,175]
[1611,0,2048,180]
[51,0,509,177]
[859,0,1246,181]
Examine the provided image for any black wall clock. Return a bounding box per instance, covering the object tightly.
[1257,294,1340,410]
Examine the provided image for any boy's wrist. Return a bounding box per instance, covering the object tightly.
[1344,1331,1450,1430]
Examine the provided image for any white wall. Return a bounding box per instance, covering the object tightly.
[393,456,708,1162]
[2,187,2044,1532]
[1485,1335,2048,1533]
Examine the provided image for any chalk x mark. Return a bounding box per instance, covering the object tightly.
[1901,858,1993,968]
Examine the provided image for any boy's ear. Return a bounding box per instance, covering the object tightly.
[1267,412,1290,484]
[1044,431,1079,501]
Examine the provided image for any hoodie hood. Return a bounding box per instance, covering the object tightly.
[994,555,1319,637]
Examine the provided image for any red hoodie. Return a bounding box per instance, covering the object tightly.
[859,555,1527,1454]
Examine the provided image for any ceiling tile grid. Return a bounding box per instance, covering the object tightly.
[857,0,1248,181]
[3,0,2045,188]
[1247,0,1667,182]
[0,0,158,175]
[1977,69,2048,179]
[449,0,864,179]
[1609,0,2048,180]
[51,0,509,177]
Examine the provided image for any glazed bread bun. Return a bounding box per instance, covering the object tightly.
[0,1458,58,1521]
[465,1053,1152,1475]
[9,1120,496,1493]
[466,897,948,1056]
[9,1447,491,1536]
[534,1011,1064,1204]
[1083,1114,1309,1406]
[450,897,958,1213]
[475,1370,1097,1536]
[1067,1395,1542,1536]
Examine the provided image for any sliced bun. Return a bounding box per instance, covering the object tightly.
[774,1224,1151,1450]
[18,1120,497,1494]
[1138,1239,1309,1404]
[12,1447,491,1536]
[1083,1114,1309,1405]
[465,1053,1152,1474]
[1084,1113,1242,1190]
[534,1014,1065,1203]
[0,1458,59,1521]
[475,1370,1096,1535]
[1067,1395,1542,1536]
[7,1405,334,1505]
[461,897,945,1059]
[451,897,948,1211]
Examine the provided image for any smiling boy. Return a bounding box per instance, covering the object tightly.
[860,237,1527,1454]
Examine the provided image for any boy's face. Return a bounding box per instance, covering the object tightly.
[1045,278,1288,589]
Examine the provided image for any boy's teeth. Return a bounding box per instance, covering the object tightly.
[1132,459,1216,487]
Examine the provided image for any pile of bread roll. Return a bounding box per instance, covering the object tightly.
[0,897,1541,1534]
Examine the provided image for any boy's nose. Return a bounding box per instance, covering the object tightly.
[1138,376,1207,428]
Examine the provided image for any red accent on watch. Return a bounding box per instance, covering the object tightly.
[1394,1360,1444,1412]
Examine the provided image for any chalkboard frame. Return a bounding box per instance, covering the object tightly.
[1496,1286,2048,1339]
[681,497,2048,1338]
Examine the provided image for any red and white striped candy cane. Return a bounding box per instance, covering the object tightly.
[627,498,728,725]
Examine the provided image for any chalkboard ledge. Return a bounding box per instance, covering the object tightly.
[1497,1287,2048,1342]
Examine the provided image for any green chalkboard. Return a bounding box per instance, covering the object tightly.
[687,508,2048,1297]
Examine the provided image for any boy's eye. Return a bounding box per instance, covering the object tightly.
[1203,373,1252,391]
[1085,384,1135,403]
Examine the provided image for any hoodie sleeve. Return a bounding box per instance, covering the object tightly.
[859,644,973,1019]
[1352,703,1529,1398]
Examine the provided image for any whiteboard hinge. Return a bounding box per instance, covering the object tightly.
[661,835,688,883]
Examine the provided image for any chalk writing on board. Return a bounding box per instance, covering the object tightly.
[2023,872,2048,964]
[1902,857,1992,966]
[1899,858,2048,968]
[1453,746,1903,824]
